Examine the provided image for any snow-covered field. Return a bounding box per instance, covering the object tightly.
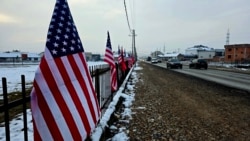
[0,61,108,98]
[0,62,142,141]
[0,64,38,98]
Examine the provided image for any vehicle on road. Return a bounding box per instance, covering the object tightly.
[151,58,158,64]
[189,59,208,69]
[166,59,183,69]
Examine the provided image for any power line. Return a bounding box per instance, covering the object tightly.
[124,0,137,61]
[124,0,132,33]
[129,0,136,29]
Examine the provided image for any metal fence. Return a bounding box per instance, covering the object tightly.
[0,63,129,141]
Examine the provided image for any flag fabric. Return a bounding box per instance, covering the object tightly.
[30,0,100,140]
[118,47,127,71]
[104,31,117,92]
[127,54,134,69]
[117,45,121,63]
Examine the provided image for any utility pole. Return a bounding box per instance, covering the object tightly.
[130,29,137,62]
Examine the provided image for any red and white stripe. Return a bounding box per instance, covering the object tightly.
[31,48,100,140]
[118,48,127,72]
[104,46,117,91]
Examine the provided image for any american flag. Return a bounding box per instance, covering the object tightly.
[118,46,127,72]
[118,45,121,63]
[104,31,117,92]
[30,0,100,140]
[127,53,135,68]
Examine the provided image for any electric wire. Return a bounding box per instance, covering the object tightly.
[129,0,136,29]
[124,0,132,33]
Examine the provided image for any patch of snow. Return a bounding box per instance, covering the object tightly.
[111,132,129,141]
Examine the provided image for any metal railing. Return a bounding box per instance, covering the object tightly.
[0,62,130,141]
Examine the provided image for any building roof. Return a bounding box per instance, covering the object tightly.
[197,50,215,52]
[224,44,250,48]
[0,52,21,57]
[26,53,40,57]
[0,52,40,58]
[215,49,225,52]
[186,45,214,51]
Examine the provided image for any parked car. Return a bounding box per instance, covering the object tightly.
[146,56,152,61]
[189,59,208,69]
[151,58,158,64]
[166,59,182,69]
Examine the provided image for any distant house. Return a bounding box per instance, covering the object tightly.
[0,51,41,62]
[85,52,92,61]
[213,49,225,62]
[184,45,226,62]
[185,45,214,55]
[85,52,102,61]
[197,49,215,60]
[151,51,163,58]
[0,52,21,62]
[22,53,41,61]
[91,54,101,61]
[224,44,250,63]
[214,49,225,56]
[159,53,184,61]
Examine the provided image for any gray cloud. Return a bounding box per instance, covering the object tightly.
[0,0,249,56]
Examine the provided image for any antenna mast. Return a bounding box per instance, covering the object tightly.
[226,28,230,45]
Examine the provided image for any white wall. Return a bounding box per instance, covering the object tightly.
[198,51,215,59]
[185,49,197,55]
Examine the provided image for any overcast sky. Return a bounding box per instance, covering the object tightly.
[0,0,249,56]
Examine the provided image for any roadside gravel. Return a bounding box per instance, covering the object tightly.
[128,62,250,141]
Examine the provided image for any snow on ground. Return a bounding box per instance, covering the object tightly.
[0,61,108,98]
[91,65,141,141]
[0,109,33,141]
[0,65,38,97]
[0,62,142,141]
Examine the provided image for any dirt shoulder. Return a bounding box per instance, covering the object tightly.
[128,62,250,141]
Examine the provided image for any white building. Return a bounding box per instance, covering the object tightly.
[185,45,214,55]
[0,51,41,62]
[197,50,215,60]
[158,53,184,61]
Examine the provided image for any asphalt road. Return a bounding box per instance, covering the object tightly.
[154,62,250,93]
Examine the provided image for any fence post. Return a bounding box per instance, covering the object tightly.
[95,69,100,106]
[2,77,10,141]
[21,75,28,141]
[116,63,119,87]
